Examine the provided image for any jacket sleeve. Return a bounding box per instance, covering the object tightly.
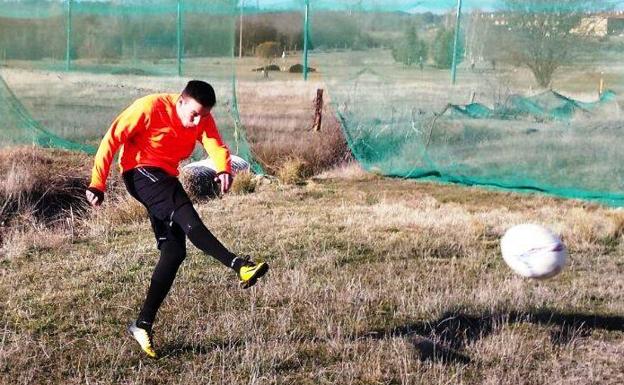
[89,100,149,191]
[199,113,232,174]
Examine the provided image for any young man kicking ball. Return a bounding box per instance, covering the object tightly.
[86,80,268,358]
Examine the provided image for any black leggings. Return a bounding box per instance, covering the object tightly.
[137,203,241,325]
[122,167,238,325]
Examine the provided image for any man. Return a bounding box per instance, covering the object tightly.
[85,80,268,359]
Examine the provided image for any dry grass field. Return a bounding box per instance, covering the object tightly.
[1,146,624,384]
[1,54,624,384]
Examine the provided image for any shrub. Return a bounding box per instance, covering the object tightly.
[277,157,312,185]
[256,41,282,62]
[432,27,463,69]
[231,171,257,194]
[0,147,93,226]
[392,24,427,66]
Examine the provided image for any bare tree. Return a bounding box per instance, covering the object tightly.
[502,0,611,88]
[256,41,281,64]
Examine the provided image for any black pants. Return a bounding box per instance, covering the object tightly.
[123,167,237,325]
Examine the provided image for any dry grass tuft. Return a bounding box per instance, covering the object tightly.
[0,146,131,249]
[231,171,257,194]
[251,121,351,178]
[0,146,92,225]
[179,169,218,199]
[277,157,312,185]
[238,81,352,178]
[0,215,75,260]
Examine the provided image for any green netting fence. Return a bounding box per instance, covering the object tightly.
[1,0,624,205]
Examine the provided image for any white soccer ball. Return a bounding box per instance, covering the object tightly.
[500,224,567,279]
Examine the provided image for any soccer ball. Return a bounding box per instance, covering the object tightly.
[500,224,567,279]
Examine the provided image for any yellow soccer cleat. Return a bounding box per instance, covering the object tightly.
[237,256,269,289]
[127,321,158,359]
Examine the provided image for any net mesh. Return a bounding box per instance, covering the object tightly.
[1,0,624,205]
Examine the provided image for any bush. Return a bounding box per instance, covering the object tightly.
[0,147,92,226]
[253,64,281,72]
[277,157,312,185]
[250,115,351,179]
[432,27,463,69]
[256,41,282,62]
[392,24,427,66]
[288,64,316,73]
[231,171,257,194]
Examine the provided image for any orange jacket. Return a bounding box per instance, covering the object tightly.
[89,93,231,191]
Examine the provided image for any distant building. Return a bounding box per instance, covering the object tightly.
[572,14,624,37]
[471,11,624,37]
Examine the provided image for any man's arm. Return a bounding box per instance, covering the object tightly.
[87,100,148,205]
[199,114,232,194]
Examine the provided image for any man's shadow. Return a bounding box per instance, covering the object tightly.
[363,309,624,365]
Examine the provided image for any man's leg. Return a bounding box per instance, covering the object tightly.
[125,167,267,287]
[127,218,186,359]
[171,202,268,288]
[171,202,238,268]
[137,219,187,327]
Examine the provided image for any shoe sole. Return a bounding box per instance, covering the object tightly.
[240,263,269,289]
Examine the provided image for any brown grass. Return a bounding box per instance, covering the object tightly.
[231,171,257,194]
[237,80,352,177]
[276,157,311,185]
[2,154,624,384]
[0,146,93,226]
[0,146,133,251]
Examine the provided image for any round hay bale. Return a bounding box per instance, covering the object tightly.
[288,64,316,73]
[252,64,281,72]
[182,155,251,197]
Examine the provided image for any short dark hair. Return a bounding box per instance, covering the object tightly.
[181,80,216,108]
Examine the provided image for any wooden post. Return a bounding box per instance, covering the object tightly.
[313,88,323,132]
[599,71,604,97]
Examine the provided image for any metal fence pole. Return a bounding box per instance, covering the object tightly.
[177,0,183,76]
[303,0,310,81]
[239,0,244,58]
[65,0,72,71]
[451,0,463,85]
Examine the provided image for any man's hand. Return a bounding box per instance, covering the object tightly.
[85,187,104,207]
[214,172,232,195]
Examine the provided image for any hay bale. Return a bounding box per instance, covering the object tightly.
[182,155,251,197]
[252,64,281,72]
[288,64,317,73]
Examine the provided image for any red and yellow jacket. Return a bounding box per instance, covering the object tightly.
[89,93,231,191]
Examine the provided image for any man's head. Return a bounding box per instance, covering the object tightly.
[177,80,216,128]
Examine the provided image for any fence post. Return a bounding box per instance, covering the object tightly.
[239,0,244,59]
[65,0,72,71]
[313,88,323,131]
[177,0,183,76]
[451,0,463,85]
[303,0,310,81]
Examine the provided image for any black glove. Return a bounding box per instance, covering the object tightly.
[214,172,233,194]
[86,186,105,206]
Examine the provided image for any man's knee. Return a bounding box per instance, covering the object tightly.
[155,221,186,251]
[171,202,204,235]
[160,239,187,265]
